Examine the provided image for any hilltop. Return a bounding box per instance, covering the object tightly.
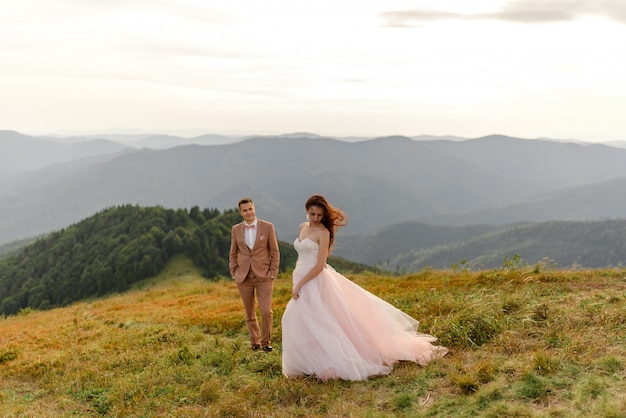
[1,256,625,417]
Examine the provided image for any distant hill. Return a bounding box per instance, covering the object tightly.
[334,222,497,266]
[0,130,129,179]
[335,219,626,271]
[131,133,244,149]
[63,132,331,149]
[419,175,626,226]
[605,140,626,149]
[2,131,626,248]
[422,135,626,191]
[0,148,136,198]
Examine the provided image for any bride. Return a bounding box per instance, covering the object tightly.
[281,194,448,381]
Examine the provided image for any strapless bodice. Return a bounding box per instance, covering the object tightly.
[294,238,319,266]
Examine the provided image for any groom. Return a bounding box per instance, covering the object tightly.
[229,197,280,352]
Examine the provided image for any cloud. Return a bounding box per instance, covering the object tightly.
[380,0,626,27]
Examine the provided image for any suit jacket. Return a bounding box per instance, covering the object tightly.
[229,219,280,283]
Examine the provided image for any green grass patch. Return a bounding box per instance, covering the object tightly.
[2,259,626,417]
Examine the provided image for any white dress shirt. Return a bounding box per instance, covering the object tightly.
[244,219,258,249]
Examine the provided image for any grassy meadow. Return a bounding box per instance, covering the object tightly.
[1,255,626,417]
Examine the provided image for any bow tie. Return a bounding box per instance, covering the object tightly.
[245,224,256,230]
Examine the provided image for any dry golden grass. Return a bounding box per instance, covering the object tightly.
[1,255,626,417]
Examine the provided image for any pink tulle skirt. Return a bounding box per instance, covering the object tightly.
[281,261,447,381]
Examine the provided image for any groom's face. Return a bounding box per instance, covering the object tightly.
[239,202,256,223]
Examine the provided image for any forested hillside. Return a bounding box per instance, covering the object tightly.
[0,205,374,316]
[0,206,282,315]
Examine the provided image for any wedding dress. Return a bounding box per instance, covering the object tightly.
[281,237,448,381]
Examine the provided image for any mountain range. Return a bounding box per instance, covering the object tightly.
[2,130,626,267]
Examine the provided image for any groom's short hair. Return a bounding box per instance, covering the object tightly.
[238,197,254,208]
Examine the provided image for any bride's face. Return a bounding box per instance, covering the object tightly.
[307,206,324,226]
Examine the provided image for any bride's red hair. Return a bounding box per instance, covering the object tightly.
[305,194,347,253]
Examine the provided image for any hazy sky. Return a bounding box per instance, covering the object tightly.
[2,0,625,141]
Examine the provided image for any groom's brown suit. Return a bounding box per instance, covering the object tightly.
[229,219,280,348]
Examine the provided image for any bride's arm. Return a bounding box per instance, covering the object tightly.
[292,230,330,299]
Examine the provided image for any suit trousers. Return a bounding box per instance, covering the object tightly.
[236,270,274,346]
